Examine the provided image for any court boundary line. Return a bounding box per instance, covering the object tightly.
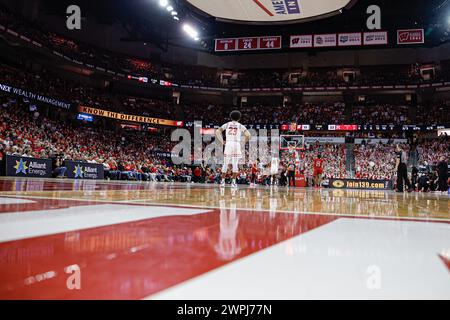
[0,193,449,223]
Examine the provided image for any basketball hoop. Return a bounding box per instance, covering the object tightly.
[280,135,305,151]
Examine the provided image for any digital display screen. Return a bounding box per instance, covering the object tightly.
[77,113,93,122]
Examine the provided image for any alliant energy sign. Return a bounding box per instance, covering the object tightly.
[187,0,353,23]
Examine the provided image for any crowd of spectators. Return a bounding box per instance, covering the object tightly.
[354,137,450,181]
[0,94,448,187]
[351,104,411,125]
[354,144,399,180]
[0,97,182,181]
[2,4,450,90]
[2,59,449,130]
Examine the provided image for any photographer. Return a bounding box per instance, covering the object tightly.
[417,173,430,192]
[53,155,67,178]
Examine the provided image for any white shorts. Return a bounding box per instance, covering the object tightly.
[222,141,242,173]
[224,141,242,158]
[222,157,240,173]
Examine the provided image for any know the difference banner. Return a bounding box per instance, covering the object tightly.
[78,106,184,127]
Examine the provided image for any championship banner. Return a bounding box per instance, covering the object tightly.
[363,31,388,45]
[290,35,313,48]
[397,29,424,45]
[338,33,362,46]
[78,106,184,127]
[5,155,52,178]
[313,34,337,47]
[329,178,393,190]
[64,160,104,180]
[0,83,71,109]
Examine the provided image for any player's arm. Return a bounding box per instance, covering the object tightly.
[215,127,225,145]
[243,128,251,144]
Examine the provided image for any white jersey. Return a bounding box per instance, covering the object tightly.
[221,121,248,143]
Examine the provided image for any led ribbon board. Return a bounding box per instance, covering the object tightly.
[186,0,353,23]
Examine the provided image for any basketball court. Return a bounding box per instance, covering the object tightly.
[0,177,448,300]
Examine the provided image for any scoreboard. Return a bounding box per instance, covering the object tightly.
[215,36,282,52]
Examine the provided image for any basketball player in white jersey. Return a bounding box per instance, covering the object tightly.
[215,110,251,188]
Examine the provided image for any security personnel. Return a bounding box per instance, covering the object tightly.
[395,145,412,192]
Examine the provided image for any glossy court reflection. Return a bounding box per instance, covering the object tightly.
[0,177,448,299]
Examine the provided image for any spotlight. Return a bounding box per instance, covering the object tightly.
[183,23,200,41]
[171,11,177,16]
[166,5,174,11]
[159,0,168,7]
[173,16,179,21]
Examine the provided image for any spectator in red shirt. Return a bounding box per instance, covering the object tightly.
[193,166,202,183]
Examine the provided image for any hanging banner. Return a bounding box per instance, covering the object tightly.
[338,33,362,46]
[363,31,388,45]
[78,106,184,127]
[397,29,424,45]
[237,37,259,50]
[290,35,313,48]
[313,34,337,47]
[215,36,281,51]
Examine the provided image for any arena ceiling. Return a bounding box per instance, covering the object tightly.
[12,0,450,52]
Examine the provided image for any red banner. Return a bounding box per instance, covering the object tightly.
[259,36,282,50]
[215,36,281,52]
[215,38,237,51]
[397,29,424,45]
[237,37,259,50]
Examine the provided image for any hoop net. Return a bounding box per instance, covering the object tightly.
[280,135,305,151]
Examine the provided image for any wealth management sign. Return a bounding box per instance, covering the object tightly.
[5,155,52,178]
[0,83,71,109]
[64,160,104,180]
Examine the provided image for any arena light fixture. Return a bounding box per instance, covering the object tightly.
[171,11,177,16]
[166,5,174,11]
[183,23,199,41]
[159,0,168,7]
[173,16,179,21]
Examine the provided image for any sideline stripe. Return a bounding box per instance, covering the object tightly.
[0,194,449,223]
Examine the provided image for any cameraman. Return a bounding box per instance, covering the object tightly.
[53,154,67,178]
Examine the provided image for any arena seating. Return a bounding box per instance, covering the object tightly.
[1,92,448,185]
[2,5,450,89]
